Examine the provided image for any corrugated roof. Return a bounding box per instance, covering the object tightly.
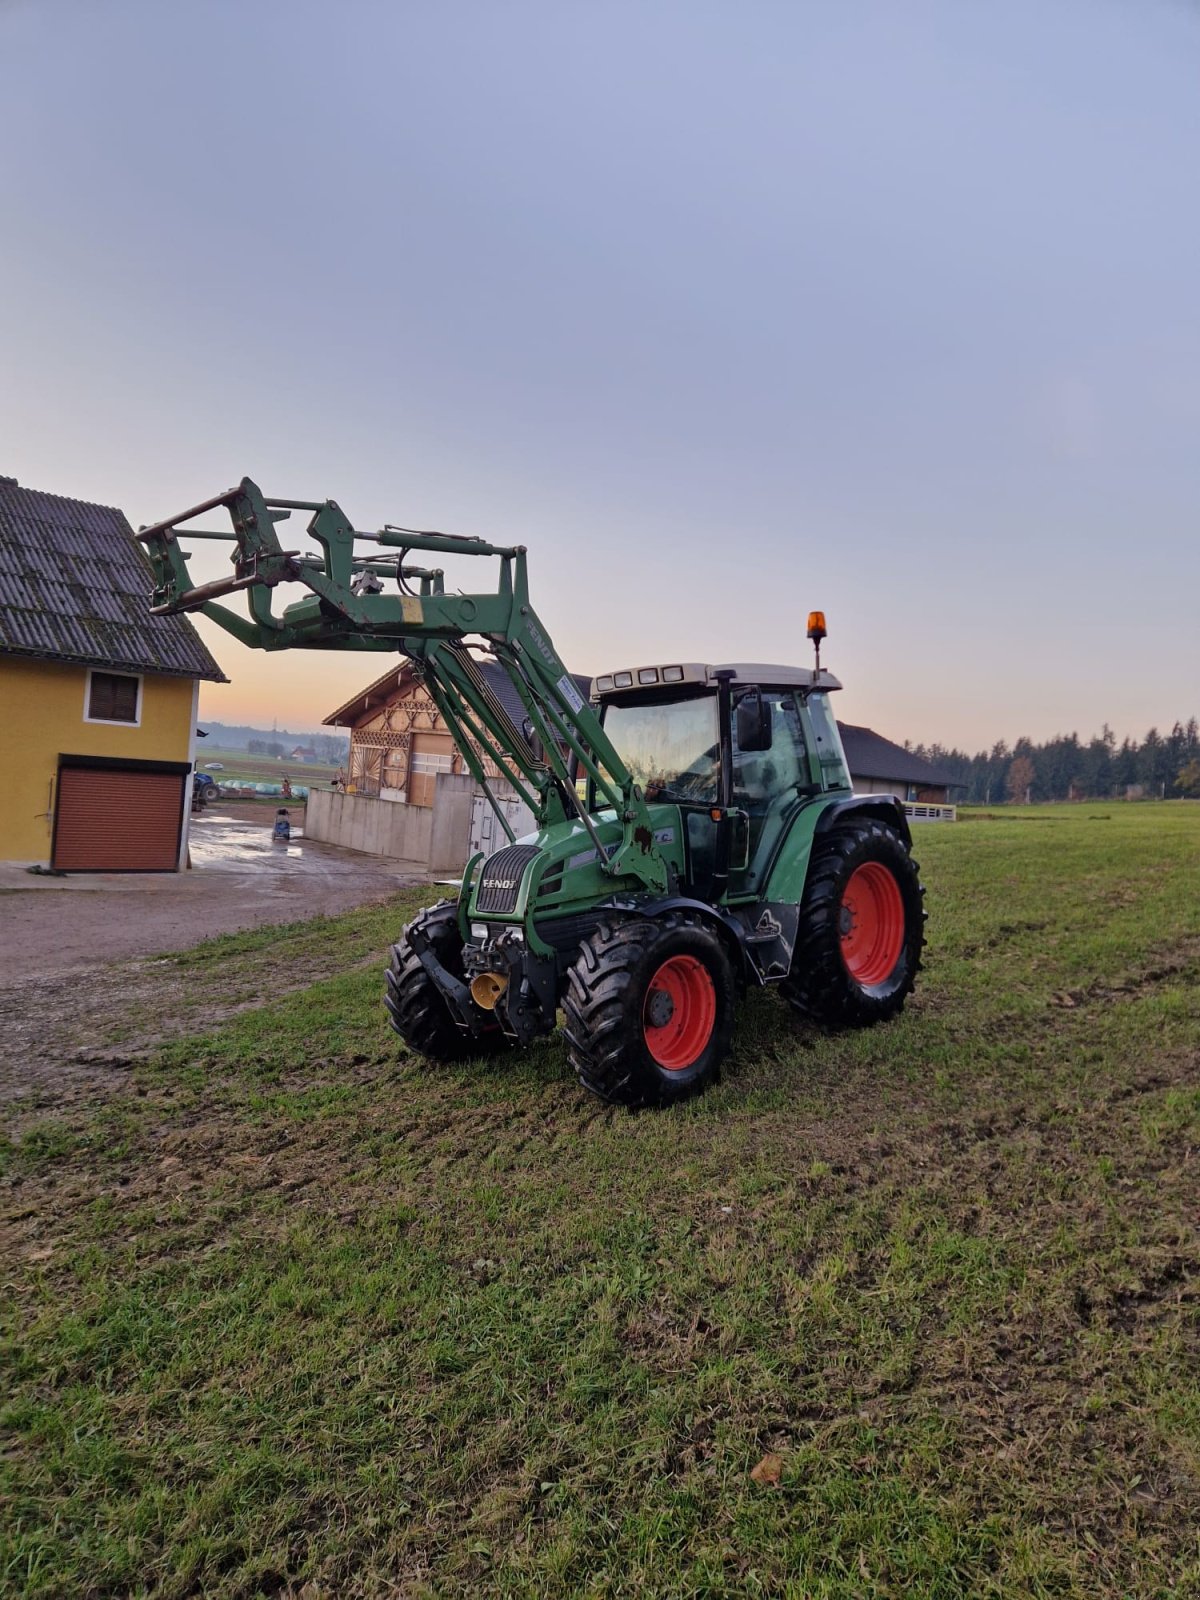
[837,722,962,788]
[0,477,226,681]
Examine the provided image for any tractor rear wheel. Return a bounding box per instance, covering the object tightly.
[564,912,736,1108]
[784,819,924,1028]
[385,901,507,1061]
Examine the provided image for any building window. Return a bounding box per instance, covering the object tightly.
[85,670,142,726]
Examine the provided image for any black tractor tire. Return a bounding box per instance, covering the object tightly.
[784,818,925,1029]
[385,900,507,1062]
[563,911,736,1109]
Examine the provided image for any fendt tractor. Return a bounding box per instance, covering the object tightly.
[140,479,925,1107]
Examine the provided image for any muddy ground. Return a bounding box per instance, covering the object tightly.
[0,806,426,1115]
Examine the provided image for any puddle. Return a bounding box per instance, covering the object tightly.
[187,816,376,878]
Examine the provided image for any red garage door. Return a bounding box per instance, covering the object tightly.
[53,762,187,872]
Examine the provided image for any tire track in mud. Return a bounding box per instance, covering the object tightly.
[0,952,389,1114]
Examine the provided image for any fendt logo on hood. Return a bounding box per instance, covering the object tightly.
[483,878,518,890]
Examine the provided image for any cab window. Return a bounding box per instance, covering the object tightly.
[732,691,808,814]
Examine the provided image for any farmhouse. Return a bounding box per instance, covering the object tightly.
[323,657,590,803]
[0,475,225,871]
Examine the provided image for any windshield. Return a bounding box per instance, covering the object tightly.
[601,693,720,804]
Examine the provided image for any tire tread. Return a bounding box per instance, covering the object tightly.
[784,820,925,1028]
[563,911,734,1108]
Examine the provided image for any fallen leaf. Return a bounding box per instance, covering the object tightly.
[750,1451,783,1486]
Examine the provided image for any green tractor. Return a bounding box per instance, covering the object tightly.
[141,479,925,1107]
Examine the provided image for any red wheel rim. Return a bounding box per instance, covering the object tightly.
[840,862,906,986]
[643,954,716,1071]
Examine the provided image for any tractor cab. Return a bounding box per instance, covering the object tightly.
[591,661,852,904]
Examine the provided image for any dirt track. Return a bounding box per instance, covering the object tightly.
[0,805,429,1113]
[0,805,425,983]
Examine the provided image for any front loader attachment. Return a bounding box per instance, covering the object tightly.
[138,477,471,651]
[138,477,669,893]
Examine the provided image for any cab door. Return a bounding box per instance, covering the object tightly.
[726,690,812,898]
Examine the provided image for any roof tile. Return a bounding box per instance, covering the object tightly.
[0,480,226,681]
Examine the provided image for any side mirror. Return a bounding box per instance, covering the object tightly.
[735,688,772,752]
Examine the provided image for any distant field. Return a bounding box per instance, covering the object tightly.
[197,746,341,790]
[2,804,1198,1597]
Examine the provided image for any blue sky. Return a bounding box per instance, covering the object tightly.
[3,0,1198,747]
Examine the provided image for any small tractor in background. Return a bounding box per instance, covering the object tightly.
[140,479,924,1107]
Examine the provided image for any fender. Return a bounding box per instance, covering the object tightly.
[814,792,912,848]
[761,792,912,908]
[618,893,754,986]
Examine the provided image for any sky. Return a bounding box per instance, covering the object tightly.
[2,0,1198,750]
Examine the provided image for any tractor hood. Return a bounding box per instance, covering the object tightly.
[467,807,687,924]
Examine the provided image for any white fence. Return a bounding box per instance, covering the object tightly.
[904,802,957,823]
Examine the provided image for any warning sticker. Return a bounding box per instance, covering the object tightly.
[557,674,585,715]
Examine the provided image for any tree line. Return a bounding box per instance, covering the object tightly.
[907,719,1200,804]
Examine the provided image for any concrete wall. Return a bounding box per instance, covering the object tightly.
[305,770,473,873]
[428,773,474,873]
[306,787,433,861]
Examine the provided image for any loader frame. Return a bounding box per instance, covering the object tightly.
[139,478,667,892]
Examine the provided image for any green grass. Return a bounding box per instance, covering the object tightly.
[3,804,1199,1597]
[199,746,341,790]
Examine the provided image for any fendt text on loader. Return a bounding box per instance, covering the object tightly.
[140,479,926,1107]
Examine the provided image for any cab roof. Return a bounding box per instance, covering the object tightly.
[592,662,842,696]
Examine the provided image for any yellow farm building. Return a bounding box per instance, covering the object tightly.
[0,475,225,871]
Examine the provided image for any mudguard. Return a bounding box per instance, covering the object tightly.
[618,894,753,983]
[814,793,912,848]
[762,792,911,908]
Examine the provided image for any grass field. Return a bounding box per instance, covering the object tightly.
[2,805,1198,1597]
[198,748,341,791]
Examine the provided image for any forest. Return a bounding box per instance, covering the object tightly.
[907,717,1200,804]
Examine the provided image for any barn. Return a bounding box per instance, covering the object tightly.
[837,722,961,805]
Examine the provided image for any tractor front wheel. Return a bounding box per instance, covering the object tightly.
[564,912,736,1108]
[385,901,507,1061]
[784,819,924,1028]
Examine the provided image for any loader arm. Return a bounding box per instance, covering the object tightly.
[138,478,667,890]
